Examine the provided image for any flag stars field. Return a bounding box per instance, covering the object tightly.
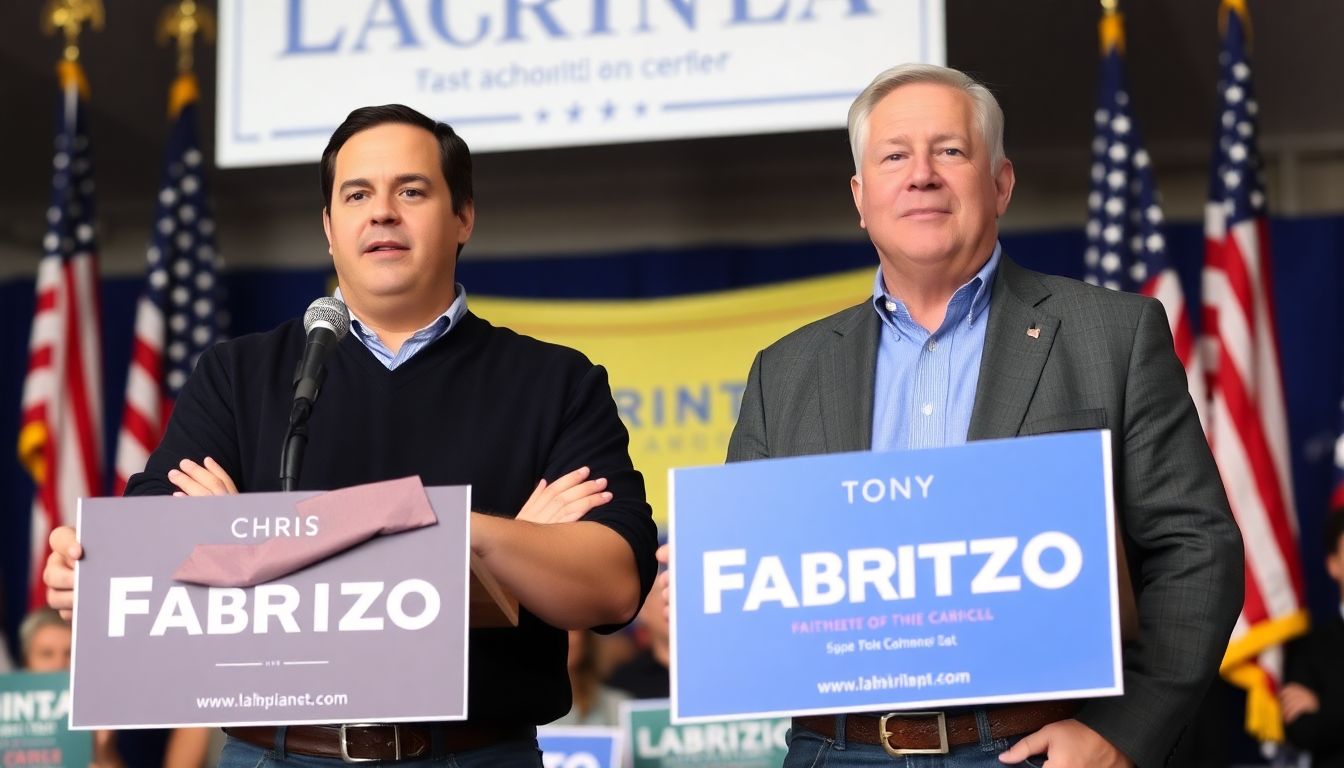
[114,72,227,494]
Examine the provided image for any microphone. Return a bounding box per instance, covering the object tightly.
[281,297,350,491]
[293,297,351,410]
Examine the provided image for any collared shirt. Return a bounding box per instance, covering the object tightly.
[334,284,469,370]
[870,244,1000,452]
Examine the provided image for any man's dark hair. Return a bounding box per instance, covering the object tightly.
[1325,508,1344,555]
[320,104,474,215]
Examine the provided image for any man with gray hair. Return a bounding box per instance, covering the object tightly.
[725,63,1243,766]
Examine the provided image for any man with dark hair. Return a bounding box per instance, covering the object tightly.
[1281,510,1344,766]
[317,104,474,256]
[44,104,658,767]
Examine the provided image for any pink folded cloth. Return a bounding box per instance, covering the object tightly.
[172,476,438,587]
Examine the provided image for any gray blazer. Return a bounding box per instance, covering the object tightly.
[727,255,1244,767]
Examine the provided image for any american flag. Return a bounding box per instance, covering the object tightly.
[1083,7,1207,428]
[17,61,105,609]
[1202,0,1306,744]
[113,72,225,494]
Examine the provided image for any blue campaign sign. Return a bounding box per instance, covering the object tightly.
[537,726,622,768]
[668,431,1122,722]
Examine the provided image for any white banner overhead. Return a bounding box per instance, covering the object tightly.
[216,0,945,167]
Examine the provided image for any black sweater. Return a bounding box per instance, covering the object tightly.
[126,311,658,724]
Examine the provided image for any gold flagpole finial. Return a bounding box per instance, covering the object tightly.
[41,0,105,63]
[157,0,216,75]
[1099,0,1124,55]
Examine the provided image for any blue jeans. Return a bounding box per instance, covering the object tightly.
[216,733,543,768]
[783,714,1043,768]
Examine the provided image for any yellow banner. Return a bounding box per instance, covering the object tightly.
[473,267,873,526]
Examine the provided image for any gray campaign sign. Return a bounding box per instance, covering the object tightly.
[70,486,470,729]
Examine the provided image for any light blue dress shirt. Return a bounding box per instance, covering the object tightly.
[334,284,469,370]
[870,244,1000,451]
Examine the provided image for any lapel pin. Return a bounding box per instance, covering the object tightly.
[1026,324,1040,339]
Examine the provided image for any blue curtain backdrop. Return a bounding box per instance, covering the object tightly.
[1,216,1341,745]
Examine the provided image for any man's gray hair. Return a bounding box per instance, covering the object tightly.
[847,63,1006,176]
[19,607,67,661]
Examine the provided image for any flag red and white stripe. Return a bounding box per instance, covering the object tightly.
[18,60,105,609]
[1203,0,1306,743]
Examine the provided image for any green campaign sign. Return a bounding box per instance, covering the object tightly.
[621,699,787,768]
[0,671,92,767]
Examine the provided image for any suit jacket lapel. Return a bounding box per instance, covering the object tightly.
[967,257,1059,441]
[820,303,878,453]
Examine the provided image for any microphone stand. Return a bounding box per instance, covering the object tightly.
[279,366,323,492]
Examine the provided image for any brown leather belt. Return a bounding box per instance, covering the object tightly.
[224,723,537,762]
[793,700,1079,756]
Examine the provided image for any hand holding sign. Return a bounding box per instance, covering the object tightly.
[43,526,81,618]
[655,543,671,622]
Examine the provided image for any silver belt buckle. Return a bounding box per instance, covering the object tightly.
[878,711,949,756]
[339,723,402,763]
